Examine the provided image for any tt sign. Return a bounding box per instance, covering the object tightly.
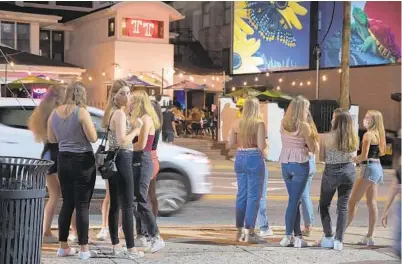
[123,18,164,39]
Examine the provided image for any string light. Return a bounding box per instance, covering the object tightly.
[265,72,270,77]
[102,72,106,76]
[255,77,259,82]
[139,73,144,79]
[179,73,184,78]
[61,80,64,84]
[243,81,247,86]
[212,84,215,88]
[189,76,194,81]
[88,76,92,81]
[276,86,280,90]
[232,86,235,91]
[212,76,215,81]
[203,78,207,82]
[338,69,342,73]
[307,81,311,85]
[128,72,132,78]
[45,76,50,81]
[292,81,296,86]
[216,77,220,81]
[28,70,31,75]
[300,82,303,86]
[279,78,283,83]
[10,61,14,67]
[322,75,327,81]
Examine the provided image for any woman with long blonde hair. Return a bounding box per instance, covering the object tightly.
[130,90,165,253]
[347,110,386,246]
[228,97,267,243]
[318,111,359,250]
[279,95,318,248]
[48,82,98,259]
[28,85,66,243]
[100,80,144,259]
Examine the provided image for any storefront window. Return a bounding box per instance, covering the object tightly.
[17,23,30,52]
[108,17,115,37]
[1,21,15,48]
[40,30,50,58]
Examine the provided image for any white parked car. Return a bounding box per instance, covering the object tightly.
[0,98,212,216]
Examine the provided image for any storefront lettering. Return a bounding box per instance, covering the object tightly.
[123,18,163,39]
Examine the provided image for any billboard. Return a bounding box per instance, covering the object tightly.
[232,1,311,75]
[319,1,401,68]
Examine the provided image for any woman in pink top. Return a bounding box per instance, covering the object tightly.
[279,96,318,248]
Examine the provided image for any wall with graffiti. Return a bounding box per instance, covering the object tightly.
[319,1,401,68]
[232,1,311,75]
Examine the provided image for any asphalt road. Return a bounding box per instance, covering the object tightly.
[56,167,396,229]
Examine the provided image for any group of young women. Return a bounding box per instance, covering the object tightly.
[229,95,390,251]
[28,80,164,260]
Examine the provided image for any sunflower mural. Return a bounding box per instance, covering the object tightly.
[233,1,311,75]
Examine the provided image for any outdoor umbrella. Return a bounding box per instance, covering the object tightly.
[256,90,293,101]
[226,87,262,97]
[125,75,159,88]
[164,80,208,116]
[7,75,62,89]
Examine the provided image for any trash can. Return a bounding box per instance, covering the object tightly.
[0,157,54,264]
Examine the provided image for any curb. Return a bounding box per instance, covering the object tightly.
[203,194,389,202]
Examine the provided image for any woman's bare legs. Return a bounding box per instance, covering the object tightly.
[43,174,61,238]
[102,182,110,229]
[347,178,373,228]
[365,184,378,237]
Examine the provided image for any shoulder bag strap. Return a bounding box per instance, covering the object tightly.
[100,110,116,147]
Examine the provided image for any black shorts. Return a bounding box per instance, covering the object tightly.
[162,131,174,143]
[41,143,59,175]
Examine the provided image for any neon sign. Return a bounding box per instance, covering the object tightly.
[122,18,164,39]
[32,88,47,99]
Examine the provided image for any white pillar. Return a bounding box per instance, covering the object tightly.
[30,22,40,55]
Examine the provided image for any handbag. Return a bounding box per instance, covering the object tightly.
[96,112,118,179]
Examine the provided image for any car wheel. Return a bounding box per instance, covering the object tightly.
[156,171,190,216]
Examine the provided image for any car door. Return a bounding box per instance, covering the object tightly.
[0,106,43,158]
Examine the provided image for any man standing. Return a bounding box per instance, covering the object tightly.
[162,105,177,144]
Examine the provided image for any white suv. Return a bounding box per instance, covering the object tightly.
[0,98,211,216]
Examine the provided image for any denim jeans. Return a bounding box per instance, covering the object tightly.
[257,163,270,231]
[108,149,135,248]
[235,149,265,230]
[58,151,96,245]
[300,156,316,227]
[319,162,356,241]
[133,151,159,237]
[281,162,310,236]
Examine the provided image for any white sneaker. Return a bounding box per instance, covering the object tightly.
[236,229,244,242]
[134,235,150,247]
[294,237,308,248]
[259,228,274,237]
[68,234,78,243]
[280,235,294,247]
[334,240,343,251]
[96,228,109,241]
[145,235,165,253]
[112,246,144,259]
[320,236,334,248]
[358,235,375,246]
[78,250,98,260]
[56,247,77,257]
[244,230,265,244]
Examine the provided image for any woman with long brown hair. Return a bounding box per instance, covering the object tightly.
[279,95,318,248]
[347,110,386,246]
[318,111,359,250]
[102,80,144,259]
[130,90,165,253]
[48,82,98,259]
[28,85,66,243]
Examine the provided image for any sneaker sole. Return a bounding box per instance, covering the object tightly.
[151,243,166,253]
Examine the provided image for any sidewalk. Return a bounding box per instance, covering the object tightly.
[41,225,400,264]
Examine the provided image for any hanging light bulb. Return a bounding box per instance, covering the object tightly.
[322,75,327,81]
[255,77,259,82]
[45,76,50,81]
[203,78,207,82]
[151,73,155,79]
[212,76,215,81]
[276,86,280,90]
[88,76,92,81]
[265,72,270,77]
[307,81,311,85]
[216,77,220,81]
[232,86,235,91]
[279,78,283,83]
[179,73,184,78]
[189,76,194,81]
[139,73,144,79]
[128,72,132,78]
[28,70,31,75]
[338,69,342,73]
[243,81,247,86]
[102,72,106,76]
[61,80,64,84]
[292,81,296,86]
[10,61,14,67]
[300,82,303,86]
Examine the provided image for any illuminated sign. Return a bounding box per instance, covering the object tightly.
[32,88,47,99]
[122,18,164,39]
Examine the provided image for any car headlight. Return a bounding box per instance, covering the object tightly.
[174,152,210,164]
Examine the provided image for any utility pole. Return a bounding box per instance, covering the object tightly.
[340,1,351,110]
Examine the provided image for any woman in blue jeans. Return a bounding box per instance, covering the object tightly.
[279,96,318,248]
[228,97,267,244]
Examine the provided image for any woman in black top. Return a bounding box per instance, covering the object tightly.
[28,85,66,243]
